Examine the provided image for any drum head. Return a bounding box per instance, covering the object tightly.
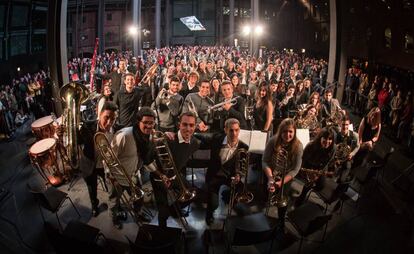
[31,115,54,129]
[29,138,56,155]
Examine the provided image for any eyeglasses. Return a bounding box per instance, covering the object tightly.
[140,121,155,126]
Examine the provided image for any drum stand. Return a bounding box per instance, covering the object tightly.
[55,141,81,191]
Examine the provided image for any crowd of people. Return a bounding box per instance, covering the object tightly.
[2,45,410,234]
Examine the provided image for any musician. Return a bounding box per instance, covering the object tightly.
[182,80,214,132]
[179,71,200,99]
[263,118,303,227]
[253,84,273,132]
[353,107,381,168]
[211,81,247,131]
[113,73,143,130]
[320,89,343,126]
[109,107,157,228]
[97,83,113,119]
[66,102,117,217]
[335,116,360,182]
[294,127,337,208]
[152,112,200,227]
[196,118,248,225]
[153,76,184,132]
[279,84,297,118]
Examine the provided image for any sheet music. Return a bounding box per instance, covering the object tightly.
[239,130,268,154]
[296,129,310,148]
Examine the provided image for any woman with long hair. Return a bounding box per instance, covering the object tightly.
[97,83,114,119]
[263,118,303,227]
[253,83,273,132]
[295,127,337,207]
[353,106,382,167]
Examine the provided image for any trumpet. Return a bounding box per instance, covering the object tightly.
[207,96,240,113]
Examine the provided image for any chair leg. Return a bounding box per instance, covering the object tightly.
[55,213,63,232]
[67,197,81,218]
[298,237,304,254]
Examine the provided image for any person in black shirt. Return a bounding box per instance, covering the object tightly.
[113,73,143,131]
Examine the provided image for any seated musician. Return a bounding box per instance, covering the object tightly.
[109,107,158,228]
[335,116,360,183]
[263,118,303,228]
[294,127,337,208]
[279,84,297,119]
[151,112,200,228]
[195,118,249,225]
[63,101,117,217]
[153,75,183,132]
[210,81,247,132]
[182,80,214,132]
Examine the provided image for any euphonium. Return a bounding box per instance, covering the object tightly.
[60,82,90,169]
[94,133,145,215]
[152,131,196,203]
[268,146,289,208]
[234,148,254,204]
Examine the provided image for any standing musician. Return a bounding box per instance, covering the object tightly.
[335,116,360,183]
[153,75,184,132]
[253,83,274,132]
[294,127,337,208]
[320,89,343,126]
[211,81,247,132]
[152,112,200,228]
[113,73,143,131]
[179,71,200,99]
[96,58,127,93]
[263,118,303,227]
[196,118,249,225]
[57,102,117,217]
[279,84,297,119]
[109,107,156,228]
[182,80,214,132]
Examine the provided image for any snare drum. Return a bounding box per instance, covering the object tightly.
[31,116,55,140]
[29,138,62,186]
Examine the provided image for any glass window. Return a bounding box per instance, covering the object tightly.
[107,13,112,21]
[11,5,29,27]
[32,34,46,53]
[32,9,47,29]
[10,35,27,56]
[384,27,392,48]
[223,7,230,16]
[0,38,3,59]
[405,32,414,53]
[0,5,5,31]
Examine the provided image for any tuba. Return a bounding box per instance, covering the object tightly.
[94,133,146,219]
[152,131,196,203]
[60,82,90,169]
[267,146,289,214]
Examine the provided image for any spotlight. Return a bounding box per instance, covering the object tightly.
[254,25,263,36]
[301,48,306,53]
[242,25,251,35]
[17,67,21,72]
[128,26,138,36]
[290,49,294,53]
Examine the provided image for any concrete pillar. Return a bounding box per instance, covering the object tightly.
[155,0,161,49]
[132,0,142,56]
[47,0,69,115]
[97,0,105,54]
[252,0,259,56]
[165,0,171,47]
[327,0,337,84]
[229,0,234,46]
[218,0,223,45]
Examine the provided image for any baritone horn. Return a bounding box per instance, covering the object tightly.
[60,82,90,169]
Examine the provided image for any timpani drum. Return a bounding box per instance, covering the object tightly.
[29,138,63,186]
[31,115,55,140]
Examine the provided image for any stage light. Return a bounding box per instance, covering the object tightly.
[128,26,138,36]
[242,25,251,35]
[301,48,306,53]
[17,67,21,72]
[254,25,263,36]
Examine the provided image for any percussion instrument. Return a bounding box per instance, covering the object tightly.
[29,138,63,186]
[31,116,55,140]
